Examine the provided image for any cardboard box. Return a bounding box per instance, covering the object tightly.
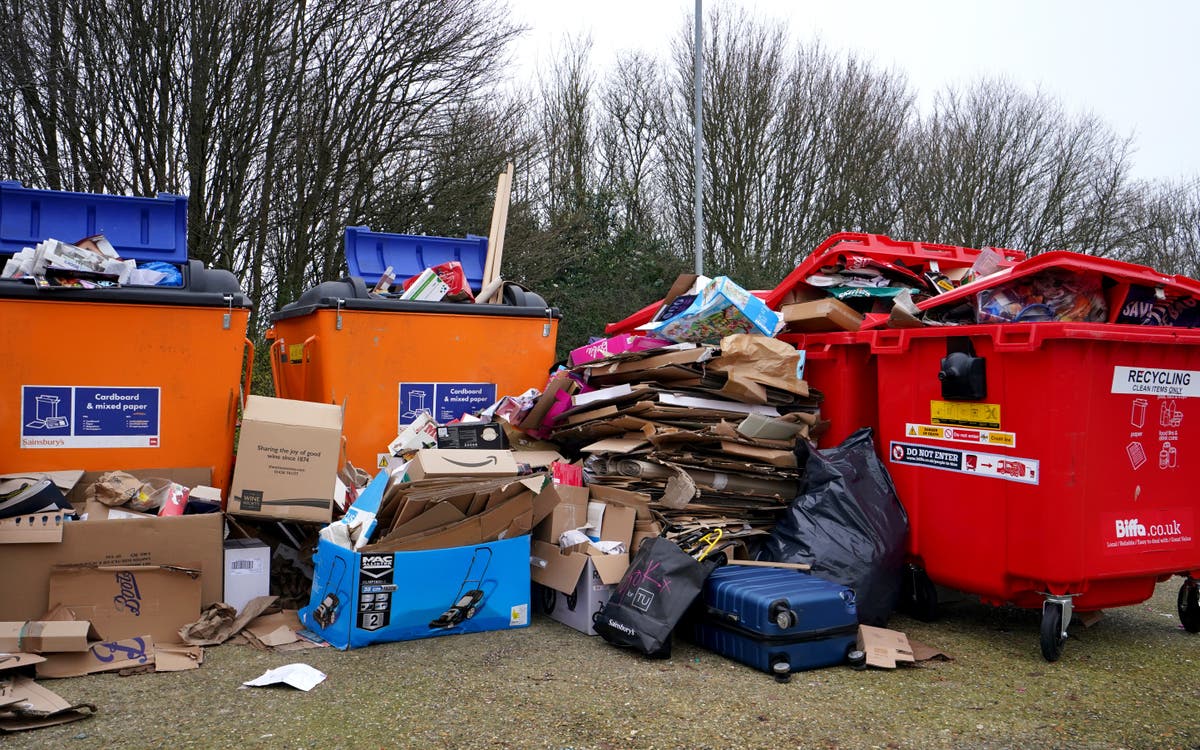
[781,298,865,332]
[0,621,97,653]
[532,544,628,636]
[403,449,519,481]
[47,565,201,643]
[857,624,916,669]
[0,511,66,544]
[529,491,635,635]
[0,511,223,624]
[223,539,271,613]
[301,536,530,649]
[532,485,588,544]
[435,422,509,451]
[568,334,673,367]
[299,472,533,649]
[646,276,782,343]
[229,396,344,523]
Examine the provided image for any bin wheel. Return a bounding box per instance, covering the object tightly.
[903,565,939,621]
[1040,602,1066,662]
[1177,580,1200,633]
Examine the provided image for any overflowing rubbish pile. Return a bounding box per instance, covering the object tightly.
[5,179,1200,734]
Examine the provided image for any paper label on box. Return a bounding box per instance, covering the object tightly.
[229,558,264,576]
[398,382,497,426]
[510,604,528,626]
[20,385,160,449]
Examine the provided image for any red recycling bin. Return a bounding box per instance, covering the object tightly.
[777,240,1200,660]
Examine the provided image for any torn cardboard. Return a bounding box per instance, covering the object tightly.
[48,565,201,643]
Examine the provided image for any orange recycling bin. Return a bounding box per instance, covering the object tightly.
[267,233,560,471]
[0,182,252,495]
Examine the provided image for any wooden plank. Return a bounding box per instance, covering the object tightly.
[481,162,513,302]
[725,559,813,571]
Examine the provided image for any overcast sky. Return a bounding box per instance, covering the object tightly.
[506,0,1199,183]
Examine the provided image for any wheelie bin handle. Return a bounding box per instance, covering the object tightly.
[300,335,318,399]
[269,338,286,398]
[241,338,255,406]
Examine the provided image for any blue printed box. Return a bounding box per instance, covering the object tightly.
[299,472,532,649]
[646,276,782,344]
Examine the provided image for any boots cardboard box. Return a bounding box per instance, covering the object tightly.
[229,396,344,523]
[0,468,223,623]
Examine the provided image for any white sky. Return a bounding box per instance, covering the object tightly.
[505,0,1199,183]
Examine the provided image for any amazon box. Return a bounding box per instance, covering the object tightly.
[229,396,344,523]
[403,449,519,481]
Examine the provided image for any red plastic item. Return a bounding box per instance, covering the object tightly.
[764,232,1026,310]
[777,331,876,448]
[401,260,474,300]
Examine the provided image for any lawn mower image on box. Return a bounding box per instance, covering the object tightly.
[312,556,348,628]
[429,546,493,630]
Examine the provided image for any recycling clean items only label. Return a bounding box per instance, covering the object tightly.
[20,385,161,448]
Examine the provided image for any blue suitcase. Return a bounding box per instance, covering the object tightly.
[686,566,859,678]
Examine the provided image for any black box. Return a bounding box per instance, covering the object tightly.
[435,422,509,450]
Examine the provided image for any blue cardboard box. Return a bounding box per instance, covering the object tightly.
[646,276,782,344]
[299,472,534,649]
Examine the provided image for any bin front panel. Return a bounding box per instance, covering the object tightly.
[2,298,247,494]
[871,323,1200,609]
[269,307,558,471]
[779,332,877,448]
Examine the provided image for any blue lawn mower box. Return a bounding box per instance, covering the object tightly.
[300,534,531,649]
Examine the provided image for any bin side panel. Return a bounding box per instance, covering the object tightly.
[874,325,1200,610]
[268,308,558,471]
[2,299,246,494]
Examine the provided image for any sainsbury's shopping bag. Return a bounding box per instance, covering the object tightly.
[593,536,719,657]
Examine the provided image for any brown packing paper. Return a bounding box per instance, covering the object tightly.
[178,595,278,646]
[708,334,809,403]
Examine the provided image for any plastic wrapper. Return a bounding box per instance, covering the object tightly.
[762,428,908,626]
[976,268,1107,324]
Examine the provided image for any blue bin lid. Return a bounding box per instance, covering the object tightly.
[344,226,488,292]
[0,181,188,263]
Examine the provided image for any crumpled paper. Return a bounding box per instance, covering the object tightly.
[83,471,142,507]
[177,596,278,646]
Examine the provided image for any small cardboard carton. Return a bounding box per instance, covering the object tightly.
[47,564,201,643]
[223,539,272,613]
[435,422,509,451]
[645,276,782,344]
[530,488,636,635]
[403,449,519,481]
[532,485,589,544]
[857,624,916,669]
[0,469,223,623]
[0,621,97,653]
[229,396,344,523]
[781,297,864,332]
[568,334,673,367]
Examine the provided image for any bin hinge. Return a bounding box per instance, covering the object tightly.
[222,294,233,330]
[543,308,553,338]
[336,298,345,331]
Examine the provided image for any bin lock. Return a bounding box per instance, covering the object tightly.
[222,294,234,330]
[939,338,986,401]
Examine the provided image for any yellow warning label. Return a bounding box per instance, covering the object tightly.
[930,400,1001,429]
[287,343,305,363]
[905,423,1017,448]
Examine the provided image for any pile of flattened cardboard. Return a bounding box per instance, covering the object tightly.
[536,333,821,544]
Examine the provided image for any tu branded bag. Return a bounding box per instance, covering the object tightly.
[593,536,720,658]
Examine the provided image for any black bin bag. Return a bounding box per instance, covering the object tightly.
[594,537,719,657]
[763,428,909,626]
